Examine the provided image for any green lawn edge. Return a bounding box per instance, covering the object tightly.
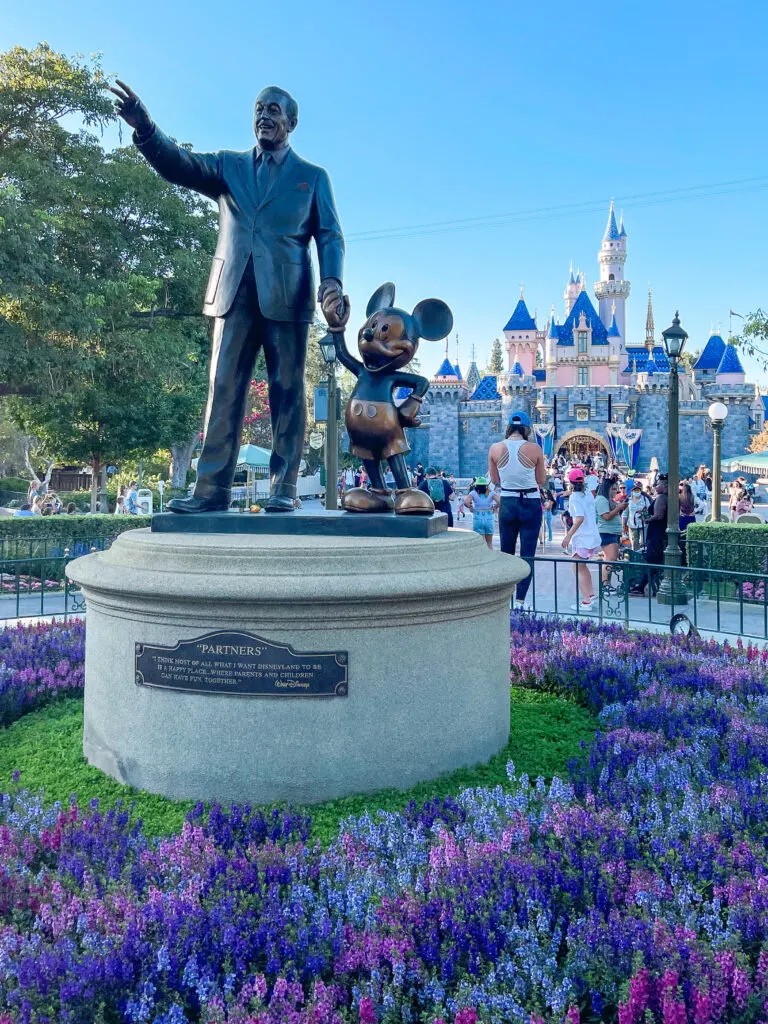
[0,689,597,843]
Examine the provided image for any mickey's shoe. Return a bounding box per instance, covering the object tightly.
[166,494,229,514]
[394,487,435,515]
[342,487,394,513]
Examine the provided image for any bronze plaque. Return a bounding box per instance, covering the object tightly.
[135,631,348,698]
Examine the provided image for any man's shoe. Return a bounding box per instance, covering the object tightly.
[166,495,229,514]
[265,495,295,513]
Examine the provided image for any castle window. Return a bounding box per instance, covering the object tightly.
[609,273,615,281]
[578,367,589,386]
[578,331,588,353]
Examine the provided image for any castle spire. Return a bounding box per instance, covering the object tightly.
[603,199,620,241]
[645,287,655,350]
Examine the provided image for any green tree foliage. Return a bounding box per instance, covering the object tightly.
[0,44,217,504]
[734,309,768,369]
[489,337,504,374]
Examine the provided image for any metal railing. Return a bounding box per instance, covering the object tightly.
[527,554,768,640]
[0,551,89,621]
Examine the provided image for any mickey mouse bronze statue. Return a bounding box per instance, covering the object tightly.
[322,282,453,514]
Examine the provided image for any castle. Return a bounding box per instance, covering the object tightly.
[405,203,763,476]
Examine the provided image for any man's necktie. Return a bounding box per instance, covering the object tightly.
[257,152,272,203]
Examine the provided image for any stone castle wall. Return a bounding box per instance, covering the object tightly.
[399,381,756,477]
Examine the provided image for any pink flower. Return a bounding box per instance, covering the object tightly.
[565,1008,580,1024]
[455,1011,479,1024]
[359,995,376,1024]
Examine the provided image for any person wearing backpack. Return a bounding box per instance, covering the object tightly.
[419,467,454,525]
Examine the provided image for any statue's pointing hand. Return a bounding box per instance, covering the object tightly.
[109,79,153,135]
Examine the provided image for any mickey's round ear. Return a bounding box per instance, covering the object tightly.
[366,283,396,317]
[412,299,453,341]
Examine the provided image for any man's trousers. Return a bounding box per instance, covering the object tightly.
[194,262,309,503]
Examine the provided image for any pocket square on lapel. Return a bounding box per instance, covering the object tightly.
[296,182,310,191]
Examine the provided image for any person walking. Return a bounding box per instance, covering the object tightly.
[126,481,139,515]
[488,412,545,611]
[624,480,650,549]
[595,477,627,590]
[539,486,555,547]
[561,467,601,611]
[463,476,499,549]
[728,479,741,521]
[679,481,697,565]
[418,468,454,525]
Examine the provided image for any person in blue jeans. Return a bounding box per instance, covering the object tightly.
[539,487,555,546]
[488,412,546,610]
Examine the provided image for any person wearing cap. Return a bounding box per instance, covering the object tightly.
[624,480,650,550]
[488,411,545,609]
[463,475,499,549]
[561,466,601,611]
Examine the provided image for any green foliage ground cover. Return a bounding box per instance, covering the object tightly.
[0,688,596,843]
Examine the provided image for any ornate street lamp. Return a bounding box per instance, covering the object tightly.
[657,312,688,606]
[708,401,728,522]
[318,333,339,511]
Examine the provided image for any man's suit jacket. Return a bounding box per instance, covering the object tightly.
[135,127,344,322]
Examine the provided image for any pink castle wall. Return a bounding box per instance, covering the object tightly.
[591,366,611,386]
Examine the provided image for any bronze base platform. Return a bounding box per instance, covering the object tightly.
[150,508,449,538]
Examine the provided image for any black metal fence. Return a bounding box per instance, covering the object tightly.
[0,550,90,620]
[527,554,768,640]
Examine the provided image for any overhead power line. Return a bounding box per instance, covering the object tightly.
[345,175,768,244]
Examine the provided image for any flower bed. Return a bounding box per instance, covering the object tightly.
[2,618,768,1021]
[0,620,83,727]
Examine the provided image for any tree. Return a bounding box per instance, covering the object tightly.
[0,401,29,477]
[750,424,768,454]
[734,309,768,369]
[488,338,504,375]
[0,44,216,507]
[242,380,272,448]
[679,348,701,374]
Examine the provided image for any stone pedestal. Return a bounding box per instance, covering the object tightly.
[67,528,526,804]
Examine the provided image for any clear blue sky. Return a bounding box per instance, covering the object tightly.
[7,0,768,379]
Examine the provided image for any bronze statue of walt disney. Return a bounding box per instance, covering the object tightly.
[322,283,453,514]
[111,79,345,513]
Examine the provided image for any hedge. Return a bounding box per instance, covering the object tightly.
[686,521,768,577]
[0,514,150,565]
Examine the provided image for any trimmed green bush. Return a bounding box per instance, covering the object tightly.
[687,520,768,576]
[0,514,150,570]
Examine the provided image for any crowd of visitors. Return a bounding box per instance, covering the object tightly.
[331,415,758,612]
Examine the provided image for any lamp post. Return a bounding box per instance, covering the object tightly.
[657,312,688,606]
[708,401,728,522]
[318,333,339,511]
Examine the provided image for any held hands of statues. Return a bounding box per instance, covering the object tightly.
[321,287,350,333]
[109,79,153,135]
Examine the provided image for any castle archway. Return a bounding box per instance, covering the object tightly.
[555,428,610,460]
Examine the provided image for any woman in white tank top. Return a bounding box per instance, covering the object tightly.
[488,413,545,610]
